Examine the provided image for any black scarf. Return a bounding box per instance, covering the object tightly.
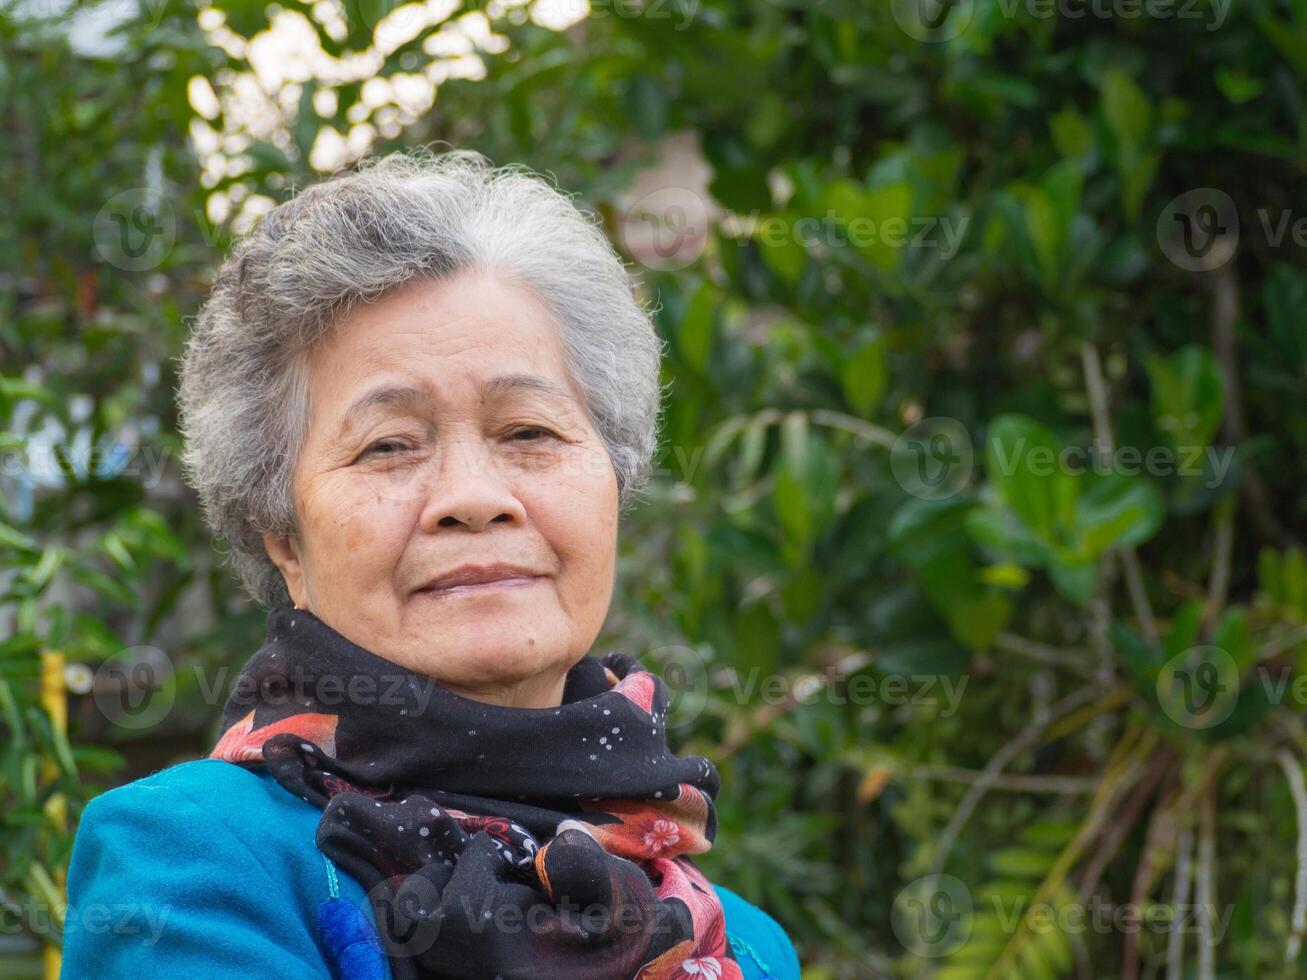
[208,607,742,980]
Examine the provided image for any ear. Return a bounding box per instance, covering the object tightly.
[262,531,307,608]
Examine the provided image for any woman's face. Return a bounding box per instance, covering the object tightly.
[262,269,620,709]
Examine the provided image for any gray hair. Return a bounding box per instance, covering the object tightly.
[177,148,665,609]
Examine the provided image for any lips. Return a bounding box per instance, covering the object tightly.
[416,577,540,600]
[413,562,545,598]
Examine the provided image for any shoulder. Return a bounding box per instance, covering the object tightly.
[712,882,802,980]
[74,757,324,878]
[63,759,347,978]
[72,756,332,901]
[83,755,309,816]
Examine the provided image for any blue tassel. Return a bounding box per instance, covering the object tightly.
[317,854,389,980]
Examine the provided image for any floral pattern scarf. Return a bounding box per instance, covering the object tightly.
[208,607,741,980]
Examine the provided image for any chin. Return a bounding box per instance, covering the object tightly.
[409,615,573,686]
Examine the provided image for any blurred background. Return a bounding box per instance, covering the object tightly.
[3,0,1307,977]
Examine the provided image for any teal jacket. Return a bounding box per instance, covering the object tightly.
[60,759,800,979]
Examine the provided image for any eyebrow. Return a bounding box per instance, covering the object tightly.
[338,373,576,436]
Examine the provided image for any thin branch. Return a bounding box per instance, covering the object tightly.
[1086,572,1122,758]
[807,408,899,449]
[1081,341,1158,644]
[929,683,1101,876]
[1120,550,1160,647]
[1258,625,1307,663]
[1209,263,1301,549]
[1077,747,1174,904]
[1203,494,1237,632]
[911,764,1099,794]
[1123,775,1182,980]
[1044,683,1135,742]
[994,632,1096,674]
[1081,341,1114,454]
[988,728,1161,978]
[1196,781,1217,980]
[1167,824,1194,980]
[1278,747,1307,964]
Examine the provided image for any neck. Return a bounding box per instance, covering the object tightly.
[438,668,569,710]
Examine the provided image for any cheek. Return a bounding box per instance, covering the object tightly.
[298,475,416,585]
[533,451,618,590]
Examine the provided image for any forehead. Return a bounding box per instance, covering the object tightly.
[338,374,576,435]
[306,271,582,416]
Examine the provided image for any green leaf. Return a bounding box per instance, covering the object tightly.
[984,414,1078,542]
[1212,606,1254,673]
[1145,345,1225,450]
[757,212,808,285]
[978,562,1030,590]
[822,179,914,272]
[67,566,140,608]
[71,745,128,774]
[1256,11,1307,78]
[1050,105,1094,160]
[1048,555,1098,604]
[1113,621,1165,695]
[989,847,1054,879]
[840,335,887,417]
[1164,602,1204,662]
[0,521,38,553]
[626,75,667,141]
[1101,70,1158,218]
[1264,265,1307,373]
[965,505,1050,566]
[27,547,66,591]
[874,637,970,676]
[1102,71,1152,151]
[1215,67,1264,104]
[1074,472,1165,554]
[1017,162,1083,295]
[101,531,135,572]
[677,281,715,373]
[948,592,1013,652]
[773,427,841,560]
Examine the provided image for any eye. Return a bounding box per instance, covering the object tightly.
[509,426,558,442]
[361,439,413,458]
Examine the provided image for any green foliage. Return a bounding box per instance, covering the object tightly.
[966,414,1163,604]
[938,822,1079,980]
[4,0,1307,976]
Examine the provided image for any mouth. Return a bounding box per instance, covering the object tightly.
[414,576,542,600]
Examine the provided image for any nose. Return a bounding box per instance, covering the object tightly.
[417,436,526,532]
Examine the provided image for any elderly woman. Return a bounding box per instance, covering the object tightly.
[61,150,799,980]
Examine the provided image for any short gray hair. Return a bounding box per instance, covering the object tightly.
[177,148,665,609]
